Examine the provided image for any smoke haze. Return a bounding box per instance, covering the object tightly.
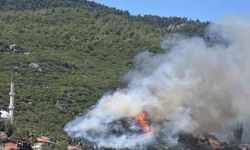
[65,17,250,148]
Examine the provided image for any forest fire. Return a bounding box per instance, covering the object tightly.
[135,111,154,137]
[65,19,250,149]
[107,111,155,139]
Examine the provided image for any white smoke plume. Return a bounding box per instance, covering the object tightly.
[65,17,250,148]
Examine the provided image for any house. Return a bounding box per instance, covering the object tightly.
[1,139,17,150]
[1,139,32,150]
[36,136,56,145]
[32,136,56,150]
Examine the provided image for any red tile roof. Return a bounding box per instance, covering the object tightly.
[36,136,56,145]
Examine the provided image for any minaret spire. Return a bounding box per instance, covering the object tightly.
[9,73,15,124]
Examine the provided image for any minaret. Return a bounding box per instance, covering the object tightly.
[9,74,15,124]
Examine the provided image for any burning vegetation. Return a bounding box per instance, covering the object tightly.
[71,111,156,149]
[135,111,154,137]
[65,18,250,150]
[71,112,250,150]
[105,111,155,139]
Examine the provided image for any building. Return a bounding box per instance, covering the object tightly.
[36,136,56,145]
[8,75,15,124]
[0,75,15,124]
[1,139,18,150]
[0,139,32,150]
[32,136,56,150]
[0,110,10,123]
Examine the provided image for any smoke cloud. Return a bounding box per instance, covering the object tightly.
[65,17,250,149]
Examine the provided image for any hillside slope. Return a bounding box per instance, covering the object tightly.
[0,0,208,148]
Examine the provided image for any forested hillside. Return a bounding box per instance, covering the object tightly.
[0,0,208,148]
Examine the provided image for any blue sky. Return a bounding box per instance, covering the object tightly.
[93,0,250,21]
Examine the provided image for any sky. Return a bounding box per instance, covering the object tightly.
[93,0,250,21]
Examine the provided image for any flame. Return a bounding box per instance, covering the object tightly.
[136,111,155,139]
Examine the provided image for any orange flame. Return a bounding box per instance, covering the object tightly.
[136,111,155,139]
